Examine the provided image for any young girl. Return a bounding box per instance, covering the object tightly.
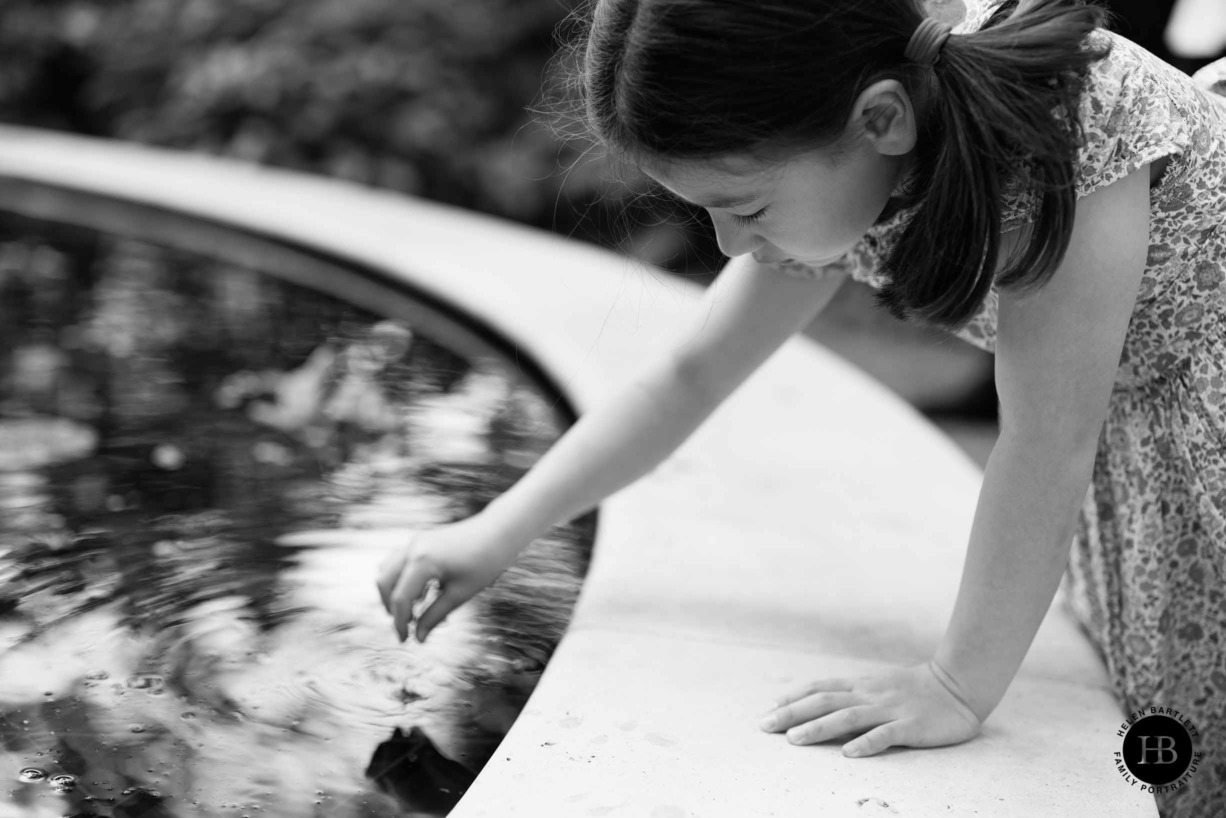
[376,1,1226,815]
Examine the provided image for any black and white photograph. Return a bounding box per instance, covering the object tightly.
[0,1,1224,816]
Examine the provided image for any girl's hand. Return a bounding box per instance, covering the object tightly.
[759,661,983,758]
[375,516,524,643]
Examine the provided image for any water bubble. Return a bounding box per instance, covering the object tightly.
[50,774,76,792]
[128,724,145,733]
[126,674,164,692]
[151,540,178,558]
[18,767,46,782]
[151,444,185,470]
[180,711,198,720]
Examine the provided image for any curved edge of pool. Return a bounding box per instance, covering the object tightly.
[0,126,1155,817]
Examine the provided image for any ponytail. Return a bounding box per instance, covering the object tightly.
[878,0,1110,327]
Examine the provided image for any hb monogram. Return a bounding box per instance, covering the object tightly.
[1136,735,1179,765]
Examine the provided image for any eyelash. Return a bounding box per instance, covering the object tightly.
[731,208,768,226]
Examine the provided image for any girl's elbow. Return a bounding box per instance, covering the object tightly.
[663,345,729,405]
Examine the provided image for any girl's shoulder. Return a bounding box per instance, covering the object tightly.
[1072,30,1219,199]
[1002,28,1226,230]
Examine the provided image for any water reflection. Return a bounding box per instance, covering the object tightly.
[0,212,592,817]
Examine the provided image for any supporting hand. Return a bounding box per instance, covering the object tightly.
[759,661,983,758]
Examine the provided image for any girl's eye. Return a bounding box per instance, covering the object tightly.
[731,207,768,226]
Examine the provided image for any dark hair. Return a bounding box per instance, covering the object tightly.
[576,0,1110,328]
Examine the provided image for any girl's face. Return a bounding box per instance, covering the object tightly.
[642,139,909,267]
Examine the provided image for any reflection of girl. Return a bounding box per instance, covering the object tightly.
[237,320,413,437]
[377,2,1226,815]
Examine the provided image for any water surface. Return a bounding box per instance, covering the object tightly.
[0,212,592,817]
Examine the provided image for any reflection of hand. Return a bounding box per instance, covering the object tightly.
[375,517,524,643]
[759,661,982,758]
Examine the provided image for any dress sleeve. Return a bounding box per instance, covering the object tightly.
[1001,31,1197,229]
[1072,31,1194,199]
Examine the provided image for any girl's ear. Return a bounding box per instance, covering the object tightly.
[850,79,918,157]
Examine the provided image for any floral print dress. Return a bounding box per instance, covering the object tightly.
[778,13,1226,818]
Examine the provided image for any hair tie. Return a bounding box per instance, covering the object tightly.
[905,17,953,67]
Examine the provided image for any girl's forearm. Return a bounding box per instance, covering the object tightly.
[934,426,1101,721]
[477,352,726,551]
[474,253,847,559]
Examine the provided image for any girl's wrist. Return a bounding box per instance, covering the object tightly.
[927,658,983,721]
[930,649,1008,723]
[473,496,550,555]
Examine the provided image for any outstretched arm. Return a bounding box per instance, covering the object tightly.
[380,254,848,640]
[479,255,848,547]
[761,162,1151,756]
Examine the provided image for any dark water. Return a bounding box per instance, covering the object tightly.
[0,212,593,817]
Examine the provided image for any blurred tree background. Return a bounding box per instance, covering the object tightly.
[0,0,705,267]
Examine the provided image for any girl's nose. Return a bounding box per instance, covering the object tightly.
[711,214,762,259]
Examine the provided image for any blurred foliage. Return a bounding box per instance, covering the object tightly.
[0,0,715,268]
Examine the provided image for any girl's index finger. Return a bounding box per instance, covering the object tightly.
[412,578,453,642]
[390,564,434,642]
[375,550,410,613]
[410,578,444,640]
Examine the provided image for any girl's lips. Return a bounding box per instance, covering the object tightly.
[753,251,845,267]
[752,250,796,264]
